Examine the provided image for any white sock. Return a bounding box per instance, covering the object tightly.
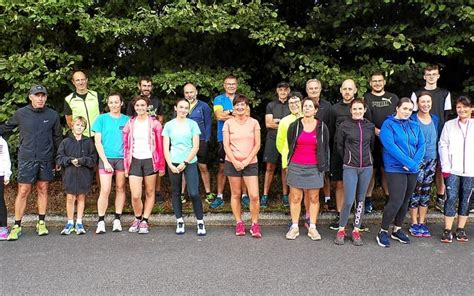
[291,223,298,229]
[217,193,223,199]
[309,224,316,229]
[177,217,184,223]
[68,219,74,225]
[76,219,82,225]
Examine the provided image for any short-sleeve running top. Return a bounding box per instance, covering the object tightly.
[223,117,261,164]
[91,113,129,158]
[162,118,201,164]
[213,94,234,142]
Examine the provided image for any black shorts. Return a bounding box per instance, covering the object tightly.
[224,161,258,177]
[17,160,54,184]
[330,152,343,181]
[129,158,156,177]
[218,141,226,163]
[197,140,209,164]
[262,138,280,164]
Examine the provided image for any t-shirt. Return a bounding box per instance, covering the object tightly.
[162,118,201,164]
[213,94,234,142]
[132,119,152,159]
[265,99,290,140]
[92,113,129,158]
[290,129,318,165]
[364,92,399,129]
[418,119,437,160]
[223,117,261,163]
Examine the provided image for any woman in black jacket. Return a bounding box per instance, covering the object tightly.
[334,98,375,246]
[56,116,97,235]
[285,98,329,240]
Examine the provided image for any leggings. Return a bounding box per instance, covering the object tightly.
[444,174,473,217]
[0,176,6,227]
[410,159,437,208]
[381,173,418,230]
[339,166,373,228]
[168,162,203,220]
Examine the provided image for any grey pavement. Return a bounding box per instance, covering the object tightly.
[0,223,472,295]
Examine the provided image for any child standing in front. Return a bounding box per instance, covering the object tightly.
[56,116,97,235]
[0,135,12,240]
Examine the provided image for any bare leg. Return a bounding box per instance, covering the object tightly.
[307,189,320,224]
[97,174,113,216]
[129,176,144,217]
[36,181,49,215]
[263,162,276,196]
[217,163,226,195]
[76,194,86,220]
[15,183,32,220]
[244,176,260,223]
[142,174,157,219]
[114,172,126,214]
[198,163,212,193]
[228,176,242,221]
[290,187,303,224]
[66,194,76,221]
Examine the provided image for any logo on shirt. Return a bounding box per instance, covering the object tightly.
[381,97,392,104]
[43,120,49,123]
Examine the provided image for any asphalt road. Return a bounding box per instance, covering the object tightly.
[0,223,472,295]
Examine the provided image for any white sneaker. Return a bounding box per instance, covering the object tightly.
[176,221,185,235]
[128,219,140,233]
[138,221,149,234]
[112,219,122,232]
[96,221,106,234]
[197,223,206,236]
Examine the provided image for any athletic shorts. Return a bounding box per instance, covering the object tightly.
[218,141,226,163]
[129,158,156,177]
[262,138,280,164]
[197,140,209,164]
[224,161,258,177]
[17,160,54,184]
[98,158,124,175]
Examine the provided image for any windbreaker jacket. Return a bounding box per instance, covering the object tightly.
[287,118,330,172]
[438,118,474,177]
[380,115,425,174]
[336,118,375,168]
[275,113,301,169]
[0,136,12,181]
[0,105,62,162]
[122,117,165,174]
[56,135,97,194]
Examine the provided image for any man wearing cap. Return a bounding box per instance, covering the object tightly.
[64,70,102,137]
[261,82,291,208]
[0,85,62,241]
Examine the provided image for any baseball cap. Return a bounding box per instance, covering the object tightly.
[29,85,48,95]
[276,81,290,88]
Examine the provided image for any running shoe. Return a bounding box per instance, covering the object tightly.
[441,229,453,243]
[205,192,216,204]
[334,229,345,245]
[329,215,340,230]
[250,223,262,238]
[210,197,224,209]
[376,231,390,248]
[391,229,410,244]
[409,224,423,237]
[281,194,289,207]
[355,223,370,232]
[286,226,299,240]
[197,223,206,236]
[138,221,149,234]
[61,223,75,235]
[180,193,186,204]
[260,195,268,209]
[419,224,431,237]
[241,194,250,209]
[351,230,363,246]
[75,223,86,235]
[364,200,374,214]
[455,228,469,242]
[435,196,445,213]
[96,221,106,234]
[7,225,22,241]
[176,221,185,235]
[112,219,122,232]
[36,220,49,236]
[235,221,246,236]
[307,227,321,241]
[128,219,141,233]
[0,226,9,240]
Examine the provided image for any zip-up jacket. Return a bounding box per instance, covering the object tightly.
[188,100,212,142]
[123,116,165,175]
[0,105,62,162]
[276,113,301,169]
[380,115,425,174]
[56,134,97,194]
[0,136,12,181]
[287,118,330,172]
[439,117,474,177]
[336,118,375,168]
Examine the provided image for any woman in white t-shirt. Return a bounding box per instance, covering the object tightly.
[163,98,205,236]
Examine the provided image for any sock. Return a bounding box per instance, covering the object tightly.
[291,223,298,229]
[115,213,121,220]
[309,223,316,229]
[325,196,331,203]
[437,194,444,200]
[98,215,105,222]
[393,226,401,232]
[15,220,21,227]
[205,192,210,195]
[39,214,45,221]
[142,217,148,223]
[136,216,142,221]
[217,194,223,199]
[76,219,82,225]
[177,217,184,223]
[68,219,74,225]
[196,219,204,225]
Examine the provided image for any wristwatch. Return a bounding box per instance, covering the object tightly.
[228,110,233,116]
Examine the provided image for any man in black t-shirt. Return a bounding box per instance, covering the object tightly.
[364,71,399,213]
[126,76,164,124]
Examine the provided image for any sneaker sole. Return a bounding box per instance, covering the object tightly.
[250,231,261,238]
[176,231,185,235]
[456,238,469,242]
[235,232,246,236]
[197,232,207,236]
[391,234,410,244]
[112,228,122,232]
[376,236,390,248]
[334,240,344,245]
[286,234,299,240]
[410,232,424,237]
[329,226,339,231]
[440,239,453,243]
[138,231,149,234]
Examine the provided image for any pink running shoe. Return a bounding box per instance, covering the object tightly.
[250,223,262,238]
[128,219,141,233]
[235,221,245,236]
[0,226,8,240]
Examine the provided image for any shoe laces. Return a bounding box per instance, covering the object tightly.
[337,230,345,238]
[352,231,361,240]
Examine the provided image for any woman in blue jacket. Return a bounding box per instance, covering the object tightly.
[377,97,425,248]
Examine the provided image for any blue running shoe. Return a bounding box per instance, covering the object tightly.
[409,224,423,237]
[241,194,250,208]
[260,195,268,209]
[282,194,289,207]
[419,224,431,237]
[61,223,75,235]
[376,231,390,248]
[210,197,224,209]
[391,229,410,244]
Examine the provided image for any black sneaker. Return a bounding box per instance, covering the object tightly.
[455,228,469,242]
[441,229,453,243]
[435,195,445,213]
[391,229,410,244]
[364,200,374,214]
[329,216,340,230]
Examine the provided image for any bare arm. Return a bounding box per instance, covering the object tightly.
[265,114,279,129]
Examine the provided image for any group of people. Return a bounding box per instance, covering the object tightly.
[0,66,472,247]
